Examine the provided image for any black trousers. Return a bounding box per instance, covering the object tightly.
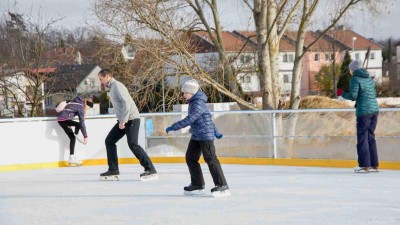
[58,120,81,155]
[105,119,156,172]
[356,114,379,168]
[186,139,228,187]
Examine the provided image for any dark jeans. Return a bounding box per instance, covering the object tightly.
[186,139,228,187]
[105,119,156,172]
[356,114,379,168]
[58,120,81,155]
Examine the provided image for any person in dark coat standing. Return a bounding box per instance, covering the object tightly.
[339,59,379,173]
[166,79,230,197]
[57,96,93,166]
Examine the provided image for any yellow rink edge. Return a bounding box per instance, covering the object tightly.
[2,157,400,172]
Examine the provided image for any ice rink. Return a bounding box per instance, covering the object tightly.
[1,164,400,225]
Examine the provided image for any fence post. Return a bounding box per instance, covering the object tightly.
[271,112,277,158]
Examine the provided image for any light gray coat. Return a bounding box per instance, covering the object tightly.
[107,78,139,123]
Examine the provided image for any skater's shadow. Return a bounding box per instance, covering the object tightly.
[45,120,68,162]
[0,194,207,199]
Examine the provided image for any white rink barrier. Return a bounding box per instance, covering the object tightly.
[0,115,145,168]
[2,108,400,171]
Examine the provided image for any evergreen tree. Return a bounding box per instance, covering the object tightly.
[337,51,352,92]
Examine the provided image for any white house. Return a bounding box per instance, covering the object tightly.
[0,71,45,117]
[44,64,102,115]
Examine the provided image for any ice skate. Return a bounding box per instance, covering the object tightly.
[354,166,369,173]
[183,184,206,196]
[369,167,379,172]
[140,170,158,182]
[211,185,231,197]
[74,133,85,144]
[99,170,120,181]
[68,155,82,167]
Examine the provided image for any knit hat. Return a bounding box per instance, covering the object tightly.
[349,59,362,72]
[181,79,199,94]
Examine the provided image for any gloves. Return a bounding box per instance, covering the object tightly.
[166,126,174,133]
[214,130,223,139]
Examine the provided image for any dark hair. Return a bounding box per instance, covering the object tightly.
[86,101,94,108]
[98,68,112,77]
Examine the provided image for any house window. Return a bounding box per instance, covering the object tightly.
[325,53,334,61]
[370,52,375,60]
[85,78,94,88]
[241,76,251,84]
[45,96,52,106]
[283,74,290,83]
[240,55,253,63]
[355,53,360,60]
[288,54,294,62]
[124,45,135,58]
[314,53,319,61]
[282,53,294,63]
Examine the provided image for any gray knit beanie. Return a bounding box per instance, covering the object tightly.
[349,59,362,72]
[181,79,199,94]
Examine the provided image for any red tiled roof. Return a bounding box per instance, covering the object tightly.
[325,30,382,50]
[284,31,345,52]
[233,30,296,52]
[195,31,255,52]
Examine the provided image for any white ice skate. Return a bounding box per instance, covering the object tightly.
[139,170,158,182]
[68,155,82,167]
[74,133,85,144]
[354,166,369,173]
[99,171,120,181]
[211,185,231,197]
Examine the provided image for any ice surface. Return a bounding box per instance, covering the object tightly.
[1,164,400,225]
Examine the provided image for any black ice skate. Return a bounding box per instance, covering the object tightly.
[139,170,158,182]
[99,170,120,181]
[184,184,205,196]
[369,167,379,172]
[211,185,231,197]
[354,166,369,174]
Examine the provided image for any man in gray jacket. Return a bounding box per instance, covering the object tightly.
[98,69,157,181]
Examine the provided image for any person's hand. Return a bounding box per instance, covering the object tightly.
[119,122,125,129]
[166,126,174,133]
[215,130,223,139]
[83,137,88,145]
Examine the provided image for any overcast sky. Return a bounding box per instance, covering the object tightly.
[1,0,400,40]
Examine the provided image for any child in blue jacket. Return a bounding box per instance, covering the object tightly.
[166,79,230,197]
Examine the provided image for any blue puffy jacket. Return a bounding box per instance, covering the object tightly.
[341,69,379,117]
[171,91,216,141]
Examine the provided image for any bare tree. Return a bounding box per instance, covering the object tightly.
[0,11,61,117]
[93,0,257,110]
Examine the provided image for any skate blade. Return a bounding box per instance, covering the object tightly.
[140,174,158,182]
[212,190,231,197]
[184,190,206,196]
[99,175,120,181]
[354,169,369,174]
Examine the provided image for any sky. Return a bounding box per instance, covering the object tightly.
[1,0,400,40]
